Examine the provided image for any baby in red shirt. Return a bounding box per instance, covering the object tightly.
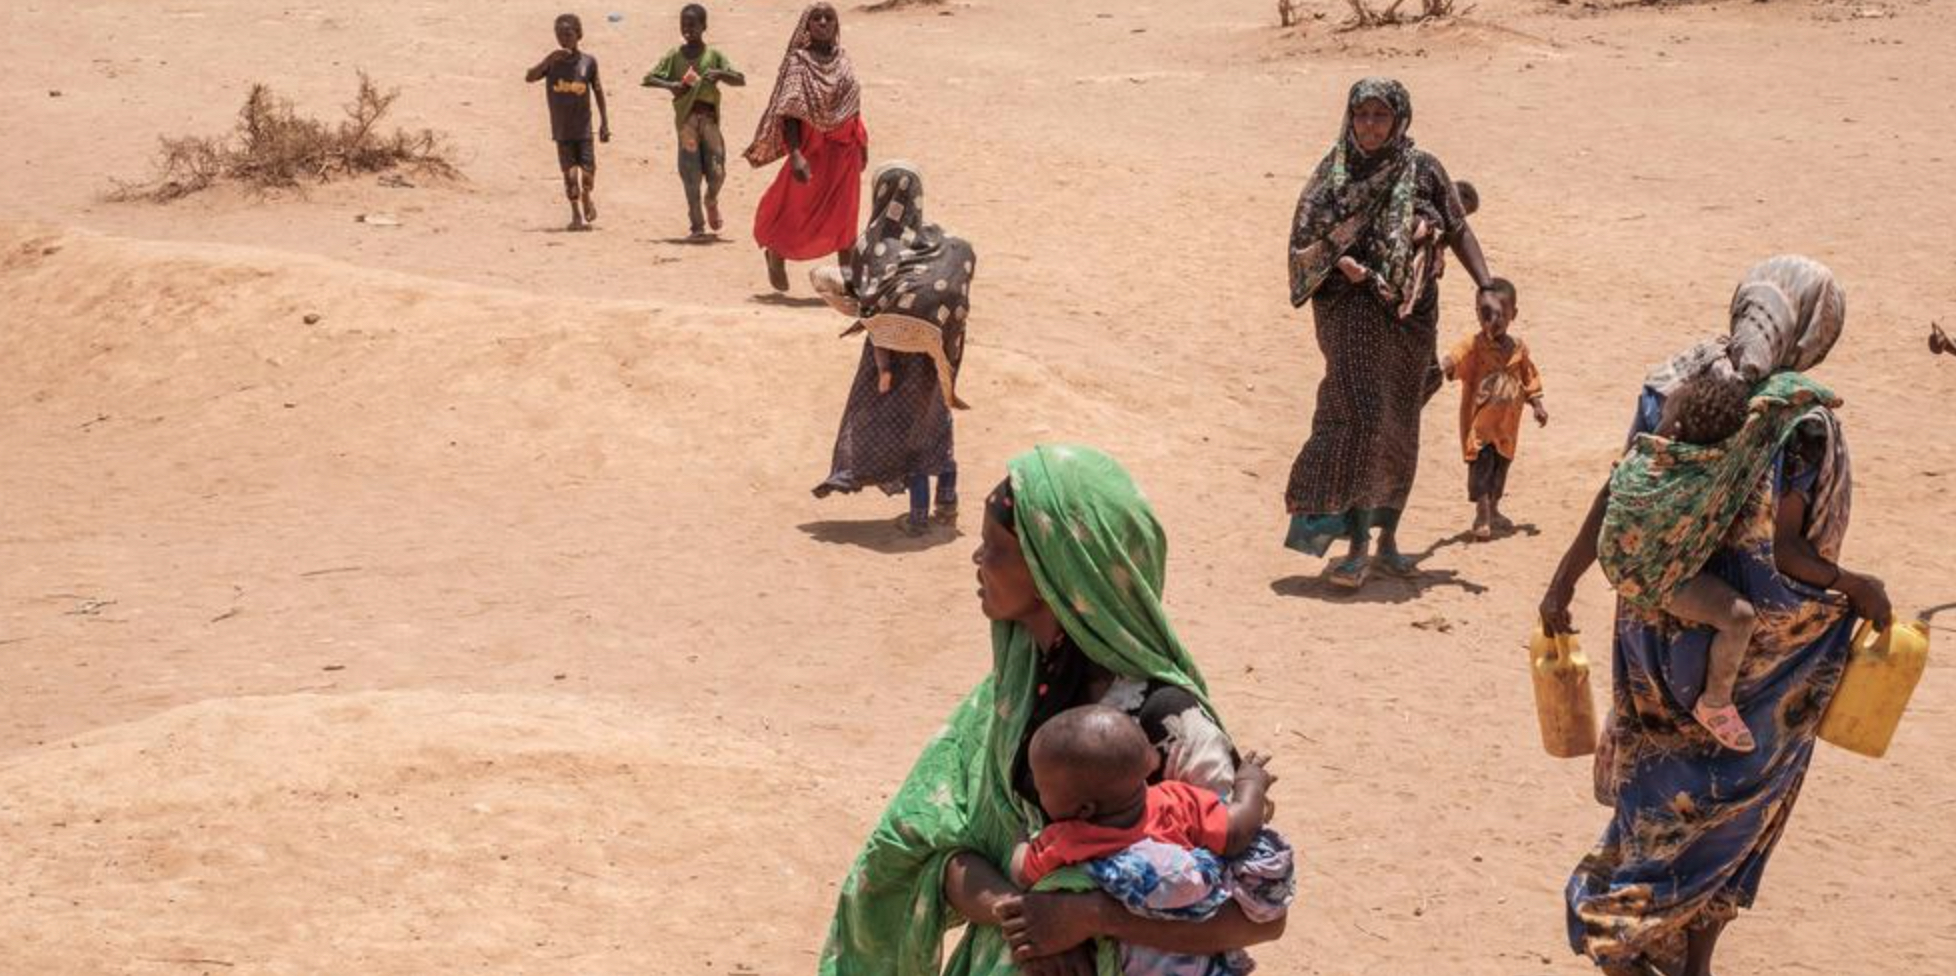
[1008,704,1274,887]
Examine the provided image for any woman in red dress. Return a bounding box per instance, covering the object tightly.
[744,2,867,292]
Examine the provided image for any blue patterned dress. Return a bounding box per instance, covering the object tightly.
[1566,387,1857,970]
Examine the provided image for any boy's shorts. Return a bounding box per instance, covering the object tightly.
[1468,450,1511,501]
[556,139,596,172]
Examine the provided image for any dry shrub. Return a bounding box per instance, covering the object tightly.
[112,73,458,203]
[1341,0,1472,29]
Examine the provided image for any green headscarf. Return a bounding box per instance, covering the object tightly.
[819,445,1216,976]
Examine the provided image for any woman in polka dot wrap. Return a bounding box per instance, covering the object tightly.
[1283,78,1503,587]
[811,161,974,535]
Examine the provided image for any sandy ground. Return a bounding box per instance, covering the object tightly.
[3,0,1954,973]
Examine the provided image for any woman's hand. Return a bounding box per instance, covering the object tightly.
[791,151,812,184]
[1540,576,1578,637]
[999,891,1103,962]
[1019,945,1097,976]
[1476,287,1508,329]
[1335,255,1368,284]
[1837,570,1894,631]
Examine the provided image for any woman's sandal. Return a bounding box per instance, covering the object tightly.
[894,513,930,537]
[1692,701,1757,753]
[1327,554,1370,590]
[1375,551,1420,578]
[931,502,959,526]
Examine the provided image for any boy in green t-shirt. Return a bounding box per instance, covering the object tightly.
[643,4,744,238]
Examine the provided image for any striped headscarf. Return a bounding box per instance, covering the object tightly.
[1646,255,1847,395]
[742,3,862,167]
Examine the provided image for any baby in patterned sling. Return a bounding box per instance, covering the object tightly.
[1333,179,1479,298]
[1638,366,1761,753]
[1006,705,1293,976]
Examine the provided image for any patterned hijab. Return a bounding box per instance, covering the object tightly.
[1645,255,1848,396]
[743,2,862,167]
[1287,78,1428,316]
[819,445,1215,976]
[830,161,975,410]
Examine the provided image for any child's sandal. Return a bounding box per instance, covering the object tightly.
[1692,702,1756,753]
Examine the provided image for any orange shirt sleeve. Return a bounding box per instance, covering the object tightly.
[1017,823,1080,885]
[1517,340,1544,400]
[1446,332,1479,379]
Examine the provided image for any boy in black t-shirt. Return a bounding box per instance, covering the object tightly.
[525,13,611,231]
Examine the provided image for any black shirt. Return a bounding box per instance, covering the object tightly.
[544,52,600,142]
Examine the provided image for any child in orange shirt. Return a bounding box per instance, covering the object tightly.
[1442,278,1546,540]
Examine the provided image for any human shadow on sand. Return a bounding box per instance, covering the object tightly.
[655,235,736,246]
[798,519,963,554]
[1269,529,1499,605]
[750,292,831,309]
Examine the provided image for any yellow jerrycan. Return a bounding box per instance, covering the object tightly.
[1529,627,1598,759]
[1819,620,1930,759]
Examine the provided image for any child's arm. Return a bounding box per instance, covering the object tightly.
[705,58,746,86]
[642,71,684,93]
[592,67,611,142]
[1521,347,1546,426]
[1221,752,1274,857]
[525,48,570,83]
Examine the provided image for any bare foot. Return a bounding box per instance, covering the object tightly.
[582,194,598,223]
[568,216,588,232]
[707,201,723,232]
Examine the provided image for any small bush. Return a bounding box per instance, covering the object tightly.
[1340,0,1471,29]
[112,73,459,203]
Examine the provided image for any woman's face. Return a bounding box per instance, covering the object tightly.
[806,7,839,44]
[974,514,1043,623]
[1350,98,1396,154]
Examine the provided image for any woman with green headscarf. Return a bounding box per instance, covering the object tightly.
[819,446,1290,975]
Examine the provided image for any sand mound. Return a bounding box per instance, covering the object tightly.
[0,690,804,975]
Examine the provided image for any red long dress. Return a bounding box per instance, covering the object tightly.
[752,114,866,261]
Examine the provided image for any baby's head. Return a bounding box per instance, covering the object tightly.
[1028,704,1155,824]
[1670,366,1752,445]
[1454,180,1480,218]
